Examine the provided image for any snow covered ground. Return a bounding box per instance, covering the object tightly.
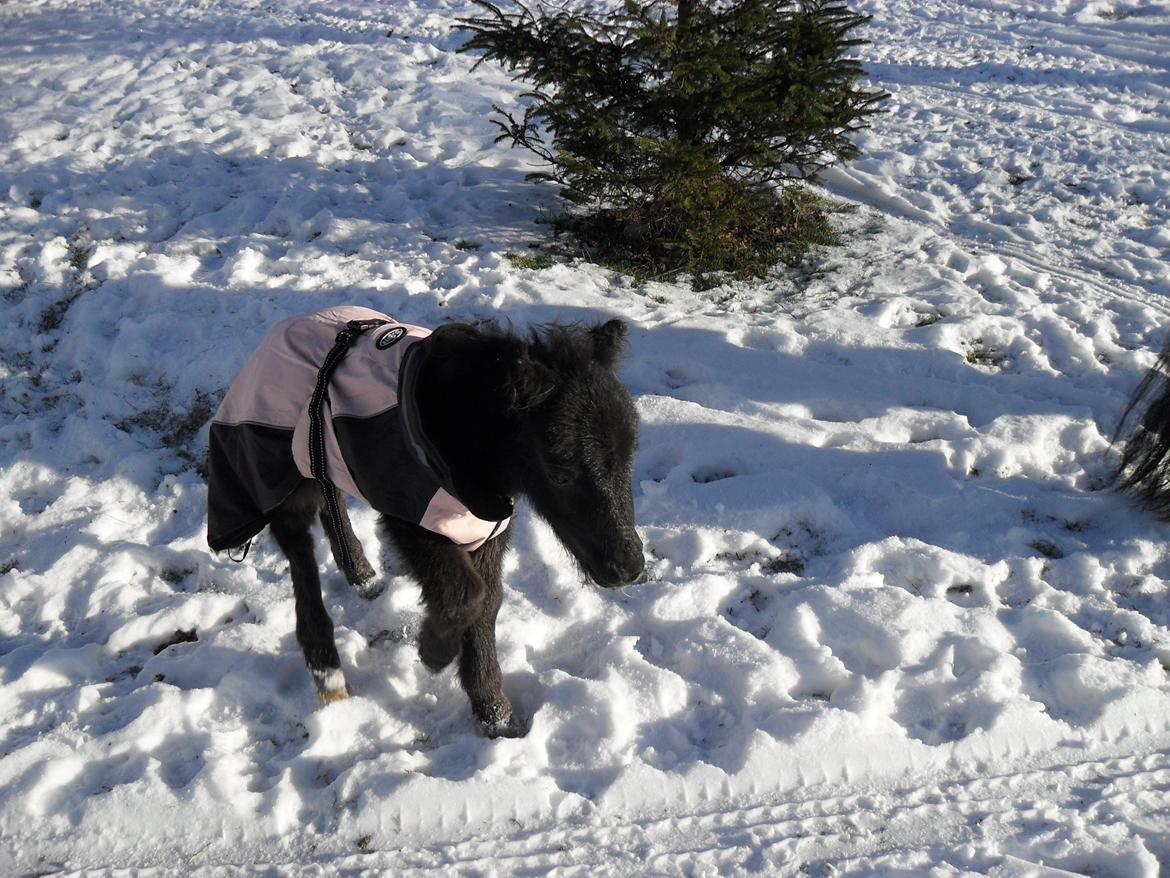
[1,0,1169,873]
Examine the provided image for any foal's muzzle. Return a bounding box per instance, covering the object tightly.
[596,533,645,587]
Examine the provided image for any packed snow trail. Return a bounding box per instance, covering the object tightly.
[1,0,1169,874]
[173,743,1170,876]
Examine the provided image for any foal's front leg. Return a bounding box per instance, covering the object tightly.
[464,531,523,737]
[379,517,486,672]
[270,480,348,701]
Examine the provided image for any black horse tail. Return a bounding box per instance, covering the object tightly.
[1113,335,1170,520]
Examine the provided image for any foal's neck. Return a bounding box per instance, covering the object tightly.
[414,337,523,518]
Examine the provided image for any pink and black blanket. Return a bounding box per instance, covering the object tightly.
[207,306,509,555]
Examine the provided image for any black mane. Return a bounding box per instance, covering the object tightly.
[1113,336,1170,520]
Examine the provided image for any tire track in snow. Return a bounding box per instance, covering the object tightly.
[991,241,1170,324]
[834,0,1170,331]
[187,740,1170,875]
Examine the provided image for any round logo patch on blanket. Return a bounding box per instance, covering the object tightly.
[376,327,407,349]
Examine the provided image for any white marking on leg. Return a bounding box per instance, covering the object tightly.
[312,667,348,701]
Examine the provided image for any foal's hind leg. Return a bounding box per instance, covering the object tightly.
[318,485,379,597]
[379,517,486,673]
[271,481,348,702]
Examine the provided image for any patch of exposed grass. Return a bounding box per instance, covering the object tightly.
[116,390,218,475]
[505,250,556,270]
[965,340,1007,369]
[762,554,806,576]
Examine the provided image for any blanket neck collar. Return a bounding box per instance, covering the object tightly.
[399,339,514,524]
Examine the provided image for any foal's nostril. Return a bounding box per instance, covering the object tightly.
[618,542,645,583]
[624,560,645,584]
[598,550,644,588]
[592,532,645,587]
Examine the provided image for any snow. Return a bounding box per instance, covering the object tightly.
[1,0,1169,874]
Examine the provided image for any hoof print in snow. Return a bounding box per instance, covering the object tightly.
[1030,539,1064,560]
[692,467,736,484]
[105,664,143,683]
[153,628,198,655]
[159,566,196,586]
[799,690,832,703]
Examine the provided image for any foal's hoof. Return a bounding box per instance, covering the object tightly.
[351,576,385,601]
[479,712,527,739]
[347,560,382,599]
[475,698,526,738]
[312,668,350,703]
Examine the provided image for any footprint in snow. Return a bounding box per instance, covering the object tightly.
[691,466,737,484]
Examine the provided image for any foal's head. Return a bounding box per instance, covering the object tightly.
[518,320,644,587]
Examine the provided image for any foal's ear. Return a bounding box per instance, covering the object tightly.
[590,319,629,368]
[504,353,556,411]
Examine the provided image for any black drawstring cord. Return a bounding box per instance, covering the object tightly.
[227,539,251,563]
[307,318,388,577]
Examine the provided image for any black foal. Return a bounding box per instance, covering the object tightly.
[209,308,644,737]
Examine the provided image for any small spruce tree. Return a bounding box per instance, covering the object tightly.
[458,0,888,285]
